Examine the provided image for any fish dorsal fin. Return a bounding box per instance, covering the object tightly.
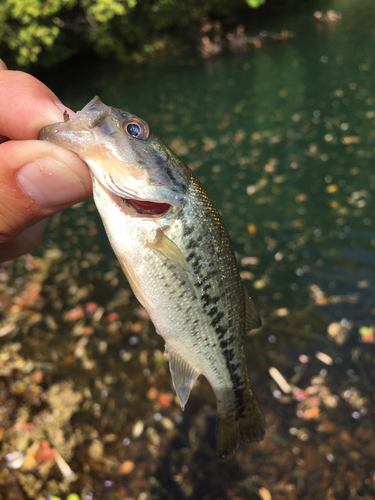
[147,229,192,273]
[244,285,262,333]
[167,346,200,410]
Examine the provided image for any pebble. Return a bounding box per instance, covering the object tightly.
[65,308,84,321]
[132,421,144,438]
[88,439,104,459]
[119,460,135,474]
[259,487,272,500]
[158,393,173,408]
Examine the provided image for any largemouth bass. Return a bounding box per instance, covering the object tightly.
[39,97,265,459]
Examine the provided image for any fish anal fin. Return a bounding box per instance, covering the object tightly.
[217,393,265,461]
[244,285,262,333]
[147,229,192,273]
[167,346,200,410]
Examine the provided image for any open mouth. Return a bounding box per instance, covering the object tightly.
[122,198,171,217]
[96,178,174,218]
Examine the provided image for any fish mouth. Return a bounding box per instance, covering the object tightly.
[121,197,172,218]
[90,166,179,219]
[94,177,174,219]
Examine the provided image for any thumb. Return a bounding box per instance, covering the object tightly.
[0,139,91,262]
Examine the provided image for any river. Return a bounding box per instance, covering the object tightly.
[1,0,375,498]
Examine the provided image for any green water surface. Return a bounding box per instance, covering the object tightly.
[40,0,375,326]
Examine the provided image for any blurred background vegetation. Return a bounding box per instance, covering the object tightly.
[0,0,312,69]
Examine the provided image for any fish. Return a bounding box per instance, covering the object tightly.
[39,96,265,460]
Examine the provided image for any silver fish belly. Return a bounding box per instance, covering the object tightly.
[39,96,265,459]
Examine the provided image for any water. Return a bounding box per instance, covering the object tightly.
[2,0,375,498]
[40,0,375,322]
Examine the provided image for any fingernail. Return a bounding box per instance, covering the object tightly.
[18,158,86,208]
[55,101,76,119]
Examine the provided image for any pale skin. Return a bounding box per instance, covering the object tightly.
[0,60,92,262]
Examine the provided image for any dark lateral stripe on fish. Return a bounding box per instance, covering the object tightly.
[192,264,203,274]
[223,348,235,362]
[201,294,219,308]
[220,344,248,418]
[207,306,219,317]
[182,225,194,237]
[186,251,197,261]
[214,325,227,338]
[186,239,199,250]
[209,307,249,415]
[232,375,248,417]
[210,312,225,328]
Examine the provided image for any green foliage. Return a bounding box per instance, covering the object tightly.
[1,0,76,65]
[0,0,267,68]
[246,0,266,7]
[82,0,136,23]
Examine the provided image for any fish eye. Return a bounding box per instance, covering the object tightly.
[127,123,140,137]
[123,117,150,140]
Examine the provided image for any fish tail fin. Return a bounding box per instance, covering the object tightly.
[217,394,265,461]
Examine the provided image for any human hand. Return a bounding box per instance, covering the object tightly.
[0,60,92,263]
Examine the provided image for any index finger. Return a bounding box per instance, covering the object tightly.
[0,70,75,141]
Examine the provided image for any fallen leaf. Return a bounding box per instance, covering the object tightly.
[119,460,135,474]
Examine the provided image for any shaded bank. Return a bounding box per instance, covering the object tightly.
[3,0,335,69]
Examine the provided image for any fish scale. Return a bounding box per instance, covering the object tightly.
[39,96,265,459]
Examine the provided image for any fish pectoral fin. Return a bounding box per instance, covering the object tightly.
[167,347,200,410]
[147,229,192,273]
[244,285,262,333]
